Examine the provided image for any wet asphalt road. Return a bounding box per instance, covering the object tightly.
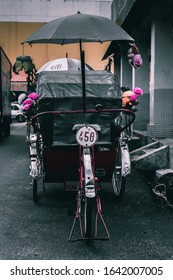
[0,122,173,260]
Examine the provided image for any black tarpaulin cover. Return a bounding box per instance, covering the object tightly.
[36,70,122,145]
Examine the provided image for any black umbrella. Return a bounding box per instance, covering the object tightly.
[24,12,134,44]
[23,12,134,110]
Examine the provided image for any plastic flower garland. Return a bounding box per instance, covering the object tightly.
[21,92,39,115]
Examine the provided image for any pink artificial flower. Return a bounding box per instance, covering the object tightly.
[132,54,142,69]
[23,103,32,111]
[23,98,34,106]
[130,93,138,101]
[133,87,143,95]
[28,92,39,100]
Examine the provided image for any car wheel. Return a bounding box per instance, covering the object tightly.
[16,114,25,122]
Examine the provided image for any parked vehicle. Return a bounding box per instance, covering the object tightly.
[26,66,135,242]
[11,102,26,122]
[0,47,12,141]
[23,12,136,243]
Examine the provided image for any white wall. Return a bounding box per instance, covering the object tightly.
[0,0,112,22]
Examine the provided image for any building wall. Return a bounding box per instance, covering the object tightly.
[134,93,149,131]
[133,42,150,131]
[0,0,112,71]
[0,0,112,22]
[154,21,173,89]
[0,22,110,70]
[148,18,173,138]
[112,0,173,136]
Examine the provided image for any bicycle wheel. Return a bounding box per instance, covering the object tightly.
[32,179,38,202]
[111,144,126,200]
[84,197,94,239]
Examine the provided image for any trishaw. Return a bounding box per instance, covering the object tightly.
[25,64,135,242]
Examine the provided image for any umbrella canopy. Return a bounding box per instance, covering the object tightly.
[37,58,93,73]
[23,12,134,112]
[23,12,134,45]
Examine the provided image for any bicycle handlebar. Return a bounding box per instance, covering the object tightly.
[31,108,135,132]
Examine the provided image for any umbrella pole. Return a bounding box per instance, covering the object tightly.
[80,40,86,112]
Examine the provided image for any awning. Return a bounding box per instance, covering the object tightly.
[103,0,152,60]
[111,0,136,25]
[102,41,122,60]
[102,0,136,60]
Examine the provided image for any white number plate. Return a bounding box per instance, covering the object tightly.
[76,126,98,147]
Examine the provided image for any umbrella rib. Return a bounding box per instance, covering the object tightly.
[50,17,66,44]
[89,17,102,42]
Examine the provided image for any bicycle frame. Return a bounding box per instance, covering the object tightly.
[69,125,110,242]
[31,108,135,132]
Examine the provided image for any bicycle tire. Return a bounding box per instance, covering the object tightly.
[112,175,126,200]
[111,144,126,200]
[84,197,94,239]
[3,118,11,137]
[32,179,38,202]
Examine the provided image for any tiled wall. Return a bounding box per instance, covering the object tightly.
[148,89,173,138]
[154,89,173,125]
[148,124,173,138]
